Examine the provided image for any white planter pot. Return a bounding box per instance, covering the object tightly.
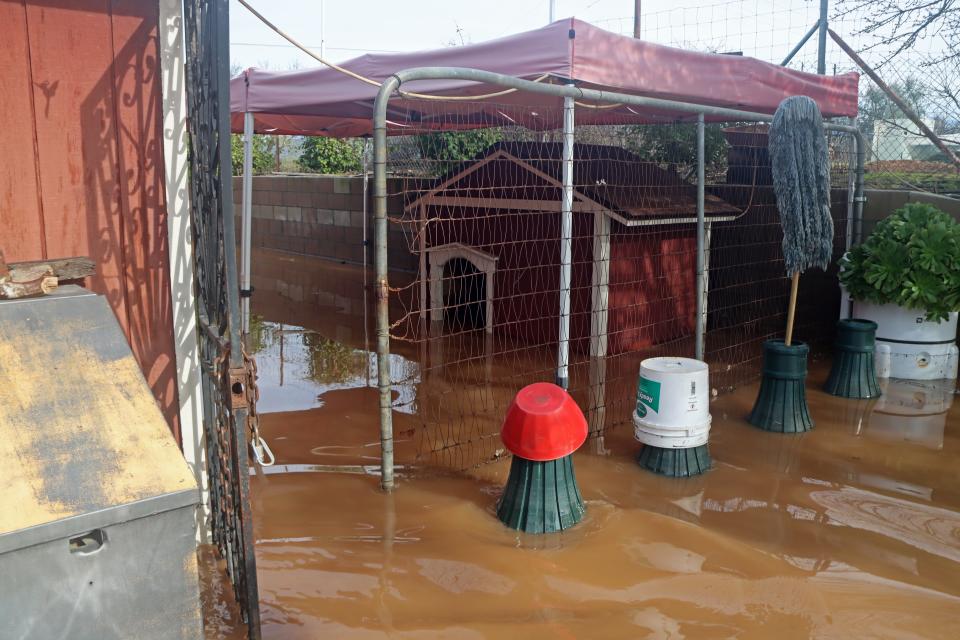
[852,301,959,380]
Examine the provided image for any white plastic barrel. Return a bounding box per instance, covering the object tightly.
[853,301,959,380]
[633,357,711,449]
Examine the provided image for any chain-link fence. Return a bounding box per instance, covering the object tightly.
[595,0,959,198]
[377,99,855,470]
[855,55,959,197]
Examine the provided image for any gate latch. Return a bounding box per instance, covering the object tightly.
[229,366,249,409]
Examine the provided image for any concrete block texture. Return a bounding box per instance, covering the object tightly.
[232,175,415,269]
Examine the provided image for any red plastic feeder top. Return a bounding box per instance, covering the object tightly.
[501,382,588,461]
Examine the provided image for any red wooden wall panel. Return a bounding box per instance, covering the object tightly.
[0,1,46,260]
[0,0,181,441]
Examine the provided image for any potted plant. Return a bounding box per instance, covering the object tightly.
[839,202,960,380]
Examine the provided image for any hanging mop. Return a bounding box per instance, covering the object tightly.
[748,95,834,433]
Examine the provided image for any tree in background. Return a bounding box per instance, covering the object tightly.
[626,123,728,178]
[859,76,928,140]
[298,137,364,174]
[231,131,274,176]
[833,0,958,65]
[416,129,503,174]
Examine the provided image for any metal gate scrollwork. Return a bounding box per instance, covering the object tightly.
[183,0,261,637]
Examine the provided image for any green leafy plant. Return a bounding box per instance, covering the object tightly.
[839,203,960,322]
[416,128,502,174]
[230,133,274,176]
[298,137,363,174]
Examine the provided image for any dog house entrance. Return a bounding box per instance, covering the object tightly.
[426,243,497,335]
[444,258,486,330]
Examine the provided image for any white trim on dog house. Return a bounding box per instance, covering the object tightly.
[425,243,498,335]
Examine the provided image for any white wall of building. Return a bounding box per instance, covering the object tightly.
[159,0,210,542]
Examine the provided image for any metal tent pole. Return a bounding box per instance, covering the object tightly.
[817,0,828,75]
[241,111,254,335]
[362,138,372,386]
[557,92,575,390]
[373,76,401,492]
[695,114,706,361]
[781,22,819,67]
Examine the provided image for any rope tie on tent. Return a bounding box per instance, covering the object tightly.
[236,0,551,101]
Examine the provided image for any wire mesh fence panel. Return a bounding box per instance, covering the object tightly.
[381,98,854,471]
[855,55,960,197]
[592,0,959,199]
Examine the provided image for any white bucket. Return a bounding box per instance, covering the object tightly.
[853,301,959,380]
[633,357,711,449]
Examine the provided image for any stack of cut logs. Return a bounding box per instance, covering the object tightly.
[0,251,95,299]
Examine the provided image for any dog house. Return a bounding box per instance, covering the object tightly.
[408,142,740,355]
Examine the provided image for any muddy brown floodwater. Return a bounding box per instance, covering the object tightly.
[205,248,960,639]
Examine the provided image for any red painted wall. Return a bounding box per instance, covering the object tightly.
[608,228,697,353]
[427,203,696,355]
[0,0,180,441]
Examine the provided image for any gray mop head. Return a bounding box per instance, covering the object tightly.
[768,95,834,276]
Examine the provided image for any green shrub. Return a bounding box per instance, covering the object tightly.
[839,202,960,322]
[230,133,274,176]
[416,129,502,174]
[298,137,363,174]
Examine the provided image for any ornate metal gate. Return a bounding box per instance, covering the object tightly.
[183,0,261,637]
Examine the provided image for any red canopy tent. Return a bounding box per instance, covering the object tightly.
[230,18,858,137]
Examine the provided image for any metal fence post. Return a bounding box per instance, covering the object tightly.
[373,76,401,491]
[817,0,828,74]
[695,114,706,361]
[215,0,260,635]
[241,111,254,335]
[852,126,866,245]
[557,91,575,389]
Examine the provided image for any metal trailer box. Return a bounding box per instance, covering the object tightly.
[0,287,203,640]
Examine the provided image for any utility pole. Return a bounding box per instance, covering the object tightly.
[817,0,828,74]
[549,0,556,23]
[634,0,641,38]
[320,0,326,58]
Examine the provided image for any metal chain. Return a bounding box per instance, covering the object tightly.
[242,344,274,467]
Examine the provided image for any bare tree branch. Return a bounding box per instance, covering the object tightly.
[833,0,958,66]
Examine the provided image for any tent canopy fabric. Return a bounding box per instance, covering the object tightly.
[230,18,858,138]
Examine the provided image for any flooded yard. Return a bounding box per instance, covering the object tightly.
[206,248,960,638]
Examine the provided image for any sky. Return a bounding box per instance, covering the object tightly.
[229,0,935,72]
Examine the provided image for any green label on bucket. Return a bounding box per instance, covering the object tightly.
[637,376,661,415]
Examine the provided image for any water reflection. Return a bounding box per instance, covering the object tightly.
[864,378,956,450]
[247,315,420,414]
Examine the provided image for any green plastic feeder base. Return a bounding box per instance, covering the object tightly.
[824,319,881,399]
[497,454,585,534]
[637,444,711,477]
[748,339,813,433]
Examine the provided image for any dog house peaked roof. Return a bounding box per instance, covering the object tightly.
[230,18,859,137]
[408,142,741,225]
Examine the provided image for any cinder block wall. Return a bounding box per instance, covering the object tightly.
[232,175,416,271]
